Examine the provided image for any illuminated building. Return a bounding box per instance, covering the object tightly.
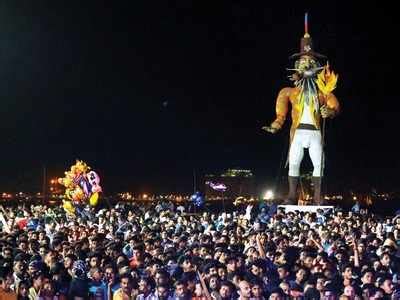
[205,169,256,199]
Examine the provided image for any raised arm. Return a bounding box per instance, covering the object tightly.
[352,237,360,268]
[263,87,291,133]
[256,233,266,259]
[321,92,340,118]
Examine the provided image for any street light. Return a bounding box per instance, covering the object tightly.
[263,190,274,200]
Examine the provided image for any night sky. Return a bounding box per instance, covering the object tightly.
[1,2,399,194]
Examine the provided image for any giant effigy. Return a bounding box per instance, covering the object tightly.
[263,14,340,205]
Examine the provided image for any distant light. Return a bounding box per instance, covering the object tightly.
[143,194,148,200]
[263,190,274,200]
[353,196,357,200]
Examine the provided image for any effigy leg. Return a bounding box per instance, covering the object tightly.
[283,176,299,204]
[312,176,325,205]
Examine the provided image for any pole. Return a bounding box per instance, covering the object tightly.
[222,191,226,213]
[319,118,326,200]
[193,169,196,193]
[193,169,196,214]
[42,165,47,205]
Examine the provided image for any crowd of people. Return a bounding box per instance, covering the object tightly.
[0,201,399,300]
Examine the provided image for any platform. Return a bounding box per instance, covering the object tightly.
[278,205,334,213]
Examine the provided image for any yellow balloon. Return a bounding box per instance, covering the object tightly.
[63,201,75,214]
[89,192,99,206]
[65,188,73,200]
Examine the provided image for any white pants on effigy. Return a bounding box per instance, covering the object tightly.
[288,129,323,177]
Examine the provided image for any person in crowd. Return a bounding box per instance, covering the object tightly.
[0,201,399,300]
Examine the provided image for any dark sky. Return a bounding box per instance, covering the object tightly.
[1,1,399,194]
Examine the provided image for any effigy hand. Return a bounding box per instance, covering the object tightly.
[320,105,334,118]
[262,126,278,134]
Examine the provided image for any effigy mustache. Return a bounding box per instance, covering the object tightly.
[286,66,324,74]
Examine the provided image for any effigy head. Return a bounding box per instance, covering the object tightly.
[288,14,326,82]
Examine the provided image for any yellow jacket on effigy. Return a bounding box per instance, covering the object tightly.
[270,86,340,141]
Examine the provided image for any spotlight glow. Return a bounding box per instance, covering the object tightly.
[263,190,274,200]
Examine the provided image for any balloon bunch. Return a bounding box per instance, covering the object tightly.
[58,160,102,214]
[190,191,205,208]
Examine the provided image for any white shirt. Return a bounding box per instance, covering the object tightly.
[299,101,315,125]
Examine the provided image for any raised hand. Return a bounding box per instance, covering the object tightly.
[262,126,278,134]
[320,105,334,118]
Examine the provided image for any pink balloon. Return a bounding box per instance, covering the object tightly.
[87,171,102,193]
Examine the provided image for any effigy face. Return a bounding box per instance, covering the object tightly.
[294,56,321,79]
